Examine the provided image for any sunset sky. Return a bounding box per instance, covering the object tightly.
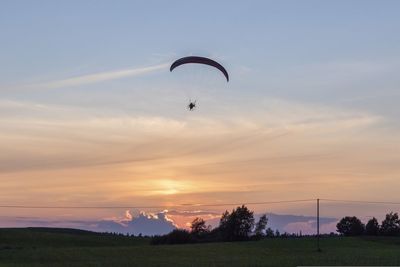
[1,0,400,234]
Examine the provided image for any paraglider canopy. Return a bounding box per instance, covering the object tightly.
[170,56,229,82]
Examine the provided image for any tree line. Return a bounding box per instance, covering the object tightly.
[336,212,400,236]
[151,205,400,245]
[152,205,301,245]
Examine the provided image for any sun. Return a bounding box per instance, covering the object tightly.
[154,179,186,195]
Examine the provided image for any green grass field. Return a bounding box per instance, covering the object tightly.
[1,228,399,266]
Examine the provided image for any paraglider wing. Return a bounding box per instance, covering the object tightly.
[170,56,229,82]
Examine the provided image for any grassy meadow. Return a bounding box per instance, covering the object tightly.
[0,228,399,266]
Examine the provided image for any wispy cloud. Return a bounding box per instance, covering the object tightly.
[0,96,398,208]
[24,63,169,90]
[0,96,384,174]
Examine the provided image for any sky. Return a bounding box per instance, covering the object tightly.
[1,0,400,234]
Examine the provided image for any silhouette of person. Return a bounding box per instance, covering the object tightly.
[188,101,196,111]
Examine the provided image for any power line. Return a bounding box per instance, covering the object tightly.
[320,199,400,205]
[0,199,315,209]
[181,199,315,207]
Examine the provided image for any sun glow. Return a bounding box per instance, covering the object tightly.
[152,179,189,195]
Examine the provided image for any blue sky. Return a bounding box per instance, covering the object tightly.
[0,1,400,233]
[1,1,400,114]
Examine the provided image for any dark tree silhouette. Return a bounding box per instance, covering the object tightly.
[190,217,209,236]
[365,217,380,235]
[265,227,275,238]
[254,214,268,237]
[219,205,255,241]
[219,210,230,228]
[380,212,400,236]
[152,205,258,244]
[275,230,280,237]
[151,229,192,245]
[336,216,365,236]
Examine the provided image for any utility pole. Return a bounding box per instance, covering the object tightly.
[317,198,321,252]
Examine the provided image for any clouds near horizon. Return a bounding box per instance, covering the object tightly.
[0,209,337,236]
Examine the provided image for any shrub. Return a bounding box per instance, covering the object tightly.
[151,229,193,245]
